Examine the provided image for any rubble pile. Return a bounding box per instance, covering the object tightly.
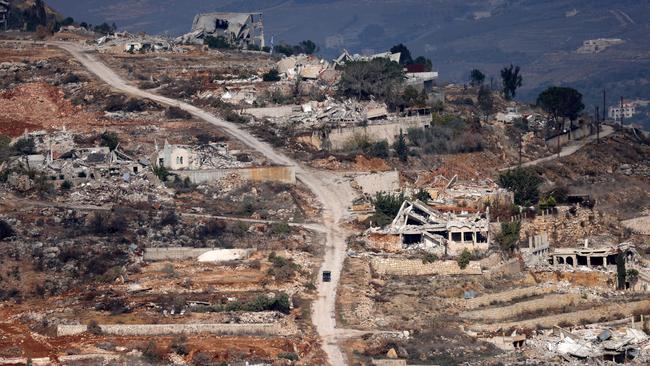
[95,32,182,54]
[251,98,389,130]
[528,326,650,364]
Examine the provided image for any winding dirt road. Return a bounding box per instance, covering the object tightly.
[54,42,352,365]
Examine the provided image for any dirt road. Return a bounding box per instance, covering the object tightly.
[501,125,615,171]
[54,42,353,365]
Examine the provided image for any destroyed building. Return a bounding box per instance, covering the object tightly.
[369,200,490,256]
[156,140,250,171]
[549,242,638,271]
[333,49,401,67]
[0,0,8,31]
[177,12,265,49]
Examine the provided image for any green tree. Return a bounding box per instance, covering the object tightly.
[470,69,485,86]
[262,69,281,82]
[501,64,523,100]
[536,86,585,141]
[414,189,431,202]
[61,17,75,26]
[390,43,413,65]
[626,269,639,289]
[13,137,36,155]
[338,59,405,102]
[497,221,521,254]
[457,249,472,269]
[298,40,318,54]
[100,131,119,151]
[205,36,231,49]
[367,140,389,158]
[498,168,542,206]
[413,56,433,71]
[369,192,405,227]
[477,86,494,122]
[393,129,408,162]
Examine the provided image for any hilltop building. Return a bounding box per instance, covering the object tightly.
[177,12,265,49]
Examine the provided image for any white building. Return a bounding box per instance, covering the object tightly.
[157,140,193,170]
[609,103,636,121]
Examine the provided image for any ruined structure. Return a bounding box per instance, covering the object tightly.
[177,12,265,49]
[333,49,401,66]
[0,0,8,31]
[370,200,490,255]
[156,140,247,171]
[549,242,637,270]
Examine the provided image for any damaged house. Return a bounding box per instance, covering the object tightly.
[177,12,265,49]
[369,200,490,256]
[549,242,638,271]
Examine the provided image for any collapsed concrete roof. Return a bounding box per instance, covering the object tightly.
[178,12,265,48]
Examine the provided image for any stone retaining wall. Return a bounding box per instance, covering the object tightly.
[464,286,556,309]
[370,258,481,276]
[172,165,296,185]
[470,299,650,332]
[461,293,583,321]
[57,323,283,337]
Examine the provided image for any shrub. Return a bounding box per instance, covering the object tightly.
[223,109,249,124]
[422,253,438,264]
[153,165,170,181]
[100,132,119,151]
[196,220,226,239]
[61,73,81,84]
[162,264,178,279]
[367,140,389,158]
[279,352,299,361]
[13,137,36,155]
[60,180,73,190]
[0,220,15,240]
[170,335,189,355]
[268,252,300,282]
[87,213,126,235]
[262,69,281,82]
[497,221,521,254]
[165,106,192,120]
[414,189,431,202]
[270,222,292,235]
[86,320,103,335]
[205,36,231,49]
[457,249,472,269]
[142,340,165,363]
[160,211,179,227]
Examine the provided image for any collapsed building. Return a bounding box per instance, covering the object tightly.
[177,12,265,49]
[156,140,250,171]
[96,32,175,54]
[548,242,638,271]
[155,140,295,185]
[531,326,649,364]
[368,200,490,256]
[333,49,401,66]
[0,0,8,31]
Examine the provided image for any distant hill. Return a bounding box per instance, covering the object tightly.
[41,0,650,118]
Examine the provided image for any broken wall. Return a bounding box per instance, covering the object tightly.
[370,258,482,276]
[172,165,296,185]
[327,118,430,150]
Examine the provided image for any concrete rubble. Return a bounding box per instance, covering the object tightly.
[95,32,180,54]
[528,326,650,364]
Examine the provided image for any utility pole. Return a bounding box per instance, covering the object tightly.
[595,106,600,143]
[602,89,606,122]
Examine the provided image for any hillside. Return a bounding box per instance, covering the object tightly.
[44,0,650,113]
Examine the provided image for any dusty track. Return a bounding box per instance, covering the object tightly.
[501,125,615,171]
[51,42,352,365]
